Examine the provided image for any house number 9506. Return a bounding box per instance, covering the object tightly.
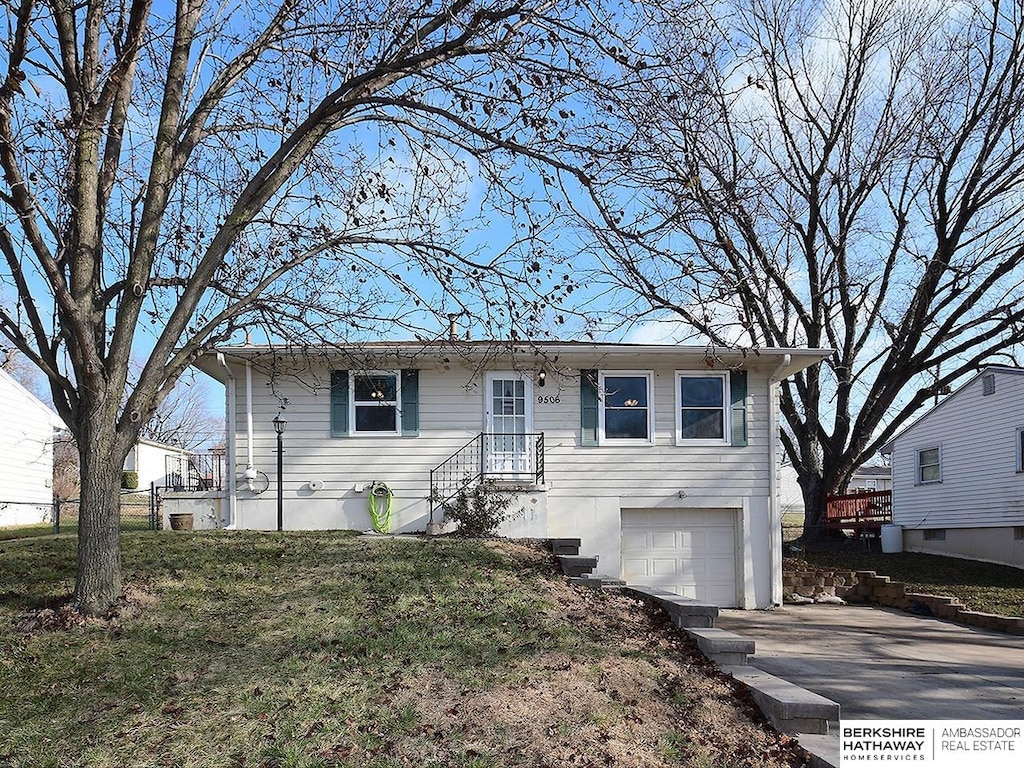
[537,395,560,404]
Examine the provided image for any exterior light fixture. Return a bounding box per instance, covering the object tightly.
[273,414,286,530]
[538,370,547,387]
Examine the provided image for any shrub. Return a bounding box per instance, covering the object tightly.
[439,479,518,536]
[121,471,139,490]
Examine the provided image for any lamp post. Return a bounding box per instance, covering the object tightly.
[273,414,287,531]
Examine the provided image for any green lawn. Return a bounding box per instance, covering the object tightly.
[0,532,802,768]
[797,547,1024,617]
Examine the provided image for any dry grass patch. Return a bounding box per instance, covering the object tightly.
[0,532,805,768]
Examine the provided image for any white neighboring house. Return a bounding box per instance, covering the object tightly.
[193,341,829,609]
[123,438,190,491]
[0,368,62,527]
[881,366,1024,569]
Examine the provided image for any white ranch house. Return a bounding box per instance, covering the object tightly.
[0,367,62,527]
[882,365,1024,569]
[193,341,828,609]
[123,438,191,491]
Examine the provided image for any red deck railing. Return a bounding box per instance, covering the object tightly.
[824,490,892,534]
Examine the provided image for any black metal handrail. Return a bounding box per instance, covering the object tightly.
[165,452,226,492]
[429,432,545,521]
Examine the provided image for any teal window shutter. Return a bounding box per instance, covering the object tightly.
[331,370,349,437]
[730,370,748,446]
[401,369,419,436]
[580,369,599,446]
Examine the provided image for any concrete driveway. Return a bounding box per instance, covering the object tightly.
[716,603,1024,721]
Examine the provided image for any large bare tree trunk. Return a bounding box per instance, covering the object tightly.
[799,473,829,543]
[73,415,131,615]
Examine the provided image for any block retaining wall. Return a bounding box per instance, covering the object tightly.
[785,565,1024,636]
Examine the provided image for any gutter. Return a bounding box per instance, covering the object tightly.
[215,353,238,529]
[768,354,792,607]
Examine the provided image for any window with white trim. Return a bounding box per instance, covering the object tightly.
[351,372,400,434]
[599,371,653,443]
[675,372,729,444]
[916,446,941,484]
[1017,428,1024,473]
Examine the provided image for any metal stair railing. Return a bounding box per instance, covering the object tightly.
[429,432,545,522]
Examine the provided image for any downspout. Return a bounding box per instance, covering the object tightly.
[216,353,238,529]
[245,359,254,470]
[768,354,792,607]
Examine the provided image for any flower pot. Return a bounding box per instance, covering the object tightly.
[168,512,194,531]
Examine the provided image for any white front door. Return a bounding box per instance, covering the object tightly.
[484,372,534,475]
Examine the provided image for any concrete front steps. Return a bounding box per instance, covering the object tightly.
[546,540,841,767]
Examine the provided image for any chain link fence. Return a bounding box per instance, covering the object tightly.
[0,489,162,541]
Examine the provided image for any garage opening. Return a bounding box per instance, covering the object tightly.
[620,508,739,607]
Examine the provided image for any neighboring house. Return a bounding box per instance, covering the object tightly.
[124,438,190,491]
[848,465,892,493]
[0,368,62,527]
[881,366,1024,569]
[194,341,829,608]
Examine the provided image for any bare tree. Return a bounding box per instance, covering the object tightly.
[582,0,1024,537]
[0,0,629,613]
[140,373,222,451]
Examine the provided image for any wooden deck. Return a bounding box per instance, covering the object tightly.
[824,490,892,536]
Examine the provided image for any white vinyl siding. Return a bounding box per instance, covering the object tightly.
[890,368,1024,530]
[230,360,771,516]
[0,370,59,527]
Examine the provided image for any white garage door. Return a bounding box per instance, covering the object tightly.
[621,508,738,607]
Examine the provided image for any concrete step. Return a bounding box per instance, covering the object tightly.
[576,573,626,590]
[723,665,840,735]
[549,538,581,556]
[795,732,840,768]
[623,585,720,628]
[556,554,598,577]
[684,627,755,666]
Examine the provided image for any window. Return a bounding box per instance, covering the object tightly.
[1014,527,1024,541]
[351,372,400,434]
[916,446,941,484]
[599,371,653,443]
[923,529,946,541]
[1017,428,1024,473]
[676,373,729,443]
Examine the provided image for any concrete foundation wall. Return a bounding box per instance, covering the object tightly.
[903,525,1024,569]
[162,492,223,530]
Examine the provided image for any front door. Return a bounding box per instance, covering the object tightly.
[484,372,534,475]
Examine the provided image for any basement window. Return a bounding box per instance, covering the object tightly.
[1014,527,1024,541]
[923,529,946,541]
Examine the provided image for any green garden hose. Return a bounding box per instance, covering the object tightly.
[368,482,392,534]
